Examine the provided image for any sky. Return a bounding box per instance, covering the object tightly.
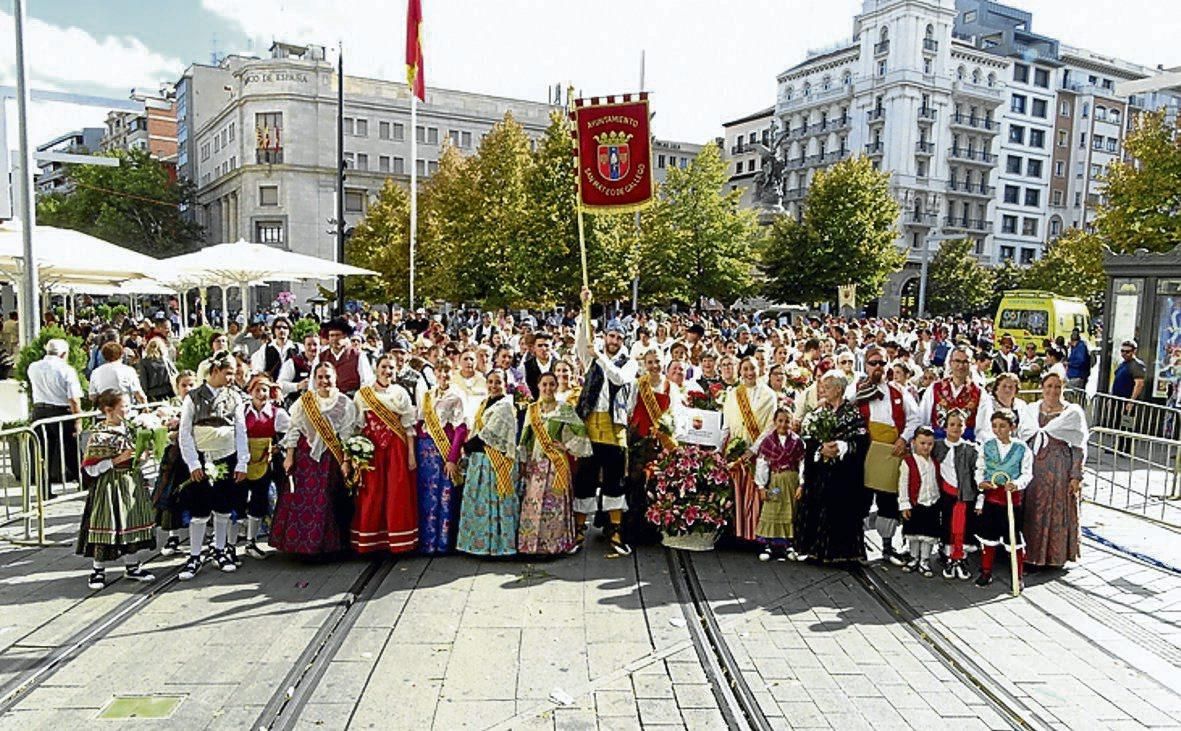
[2,0,1180,152]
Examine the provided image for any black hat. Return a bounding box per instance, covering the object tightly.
[321,318,354,337]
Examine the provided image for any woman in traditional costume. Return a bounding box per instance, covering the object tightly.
[517,372,592,555]
[416,361,468,554]
[352,354,418,554]
[271,362,357,556]
[722,357,777,542]
[793,371,870,563]
[77,390,157,589]
[1023,372,1087,570]
[154,369,196,556]
[456,369,519,556]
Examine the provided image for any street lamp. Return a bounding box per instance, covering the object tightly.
[916,230,963,318]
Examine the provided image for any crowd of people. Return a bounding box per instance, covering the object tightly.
[26,292,1092,592]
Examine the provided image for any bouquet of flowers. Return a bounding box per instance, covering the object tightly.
[512,381,534,412]
[801,405,839,445]
[344,435,376,491]
[784,364,813,392]
[685,381,726,411]
[645,445,734,536]
[725,436,749,463]
[129,404,181,467]
[275,291,297,309]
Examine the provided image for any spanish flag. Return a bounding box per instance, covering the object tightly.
[405,0,425,101]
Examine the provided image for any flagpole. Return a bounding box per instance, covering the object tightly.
[631,49,645,313]
[409,90,417,312]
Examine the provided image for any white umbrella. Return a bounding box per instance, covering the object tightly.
[0,221,162,282]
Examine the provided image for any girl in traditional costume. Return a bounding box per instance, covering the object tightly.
[154,369,196,556]
[518,372,592,555]
[271,362,357,556]
[416,361,468,554]
[240,374,289,559]
[456,369,519,556]
[973,408,1033,588]
[754,408,805,561]
[352,354,418,554]
[77,390,157,589]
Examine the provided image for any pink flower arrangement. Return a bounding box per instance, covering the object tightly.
[646,445,733,536]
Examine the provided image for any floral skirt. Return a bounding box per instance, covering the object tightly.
[456,452,519,557]
[517,456,574,555]
[269,440,347,556]
[416,437,461,555]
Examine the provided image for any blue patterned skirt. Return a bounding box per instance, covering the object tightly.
[456,452,519,557]
[416,437,461,555]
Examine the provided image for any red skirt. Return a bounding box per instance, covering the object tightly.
[730,461,760,542]
[352,412,419,553]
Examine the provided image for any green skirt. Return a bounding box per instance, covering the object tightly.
[76,467,157,561]
[756,471,799,544]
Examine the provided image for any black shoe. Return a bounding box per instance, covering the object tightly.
[123,564,156,583]
[160,535,182,557]
[243,540,267,560]
[974,572,993,588]
[179,555,202,581]
[87,568,106,590]
[883,545,910,567]
[225,544,242,566]
[214,549,237,573]
[609,528,632,556]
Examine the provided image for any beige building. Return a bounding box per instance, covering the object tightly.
[721,107,774,209]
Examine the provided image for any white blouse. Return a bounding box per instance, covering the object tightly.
[282,390,358,461]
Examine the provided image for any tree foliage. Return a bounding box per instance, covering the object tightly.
[176,325,215,372]
[926,239,995,316]
[1095,111,1181,254]
[989,259,1025,312]
[344,178,410,305]
[762,156,902,304]
[36,148,204,258]
[1021,228,1106,312]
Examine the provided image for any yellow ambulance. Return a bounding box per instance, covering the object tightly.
[994,290,1091,350]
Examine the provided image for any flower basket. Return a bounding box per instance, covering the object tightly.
[646,444,733,545]
[661,529,719,552]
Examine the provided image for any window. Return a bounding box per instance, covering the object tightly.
[1059,100,1071,117]
[1076,162,1084,178]
[228,122,235,141]
[379,155,390,172]
[343,117,354,135]
[1034,68,1050,88]
[1106,138,1118,153]
[1000,245,1016,261]
[735,162,743,175]
[1052,190,1064,206]
[1013,63,1030,83]
[356,119,368,137]
[200,142,210,161]
[428,160,439,175]
[1109,108,1122,125]
[1092,135,1104,150]
[416,126,425,143]
[1074,192,1082,206]
[1024,188,1040,207]
[255,221,284,245]
[1082,103,1090,118]
[878,60,887,77]
[255,112,283,163]
[392,123,405,141]
[1006,155,1023,174]
[1032,99,1047,118]
[1079,133,1086,149]
[1020,248,1036,265]
[393,157,405,174]
[1090,163,1103,178]
[1050,218,1062,236]
[344,190,365,213]
[379,121,391,140]
[1027,159,1042,178]
[220,129,228,147]
[448,129,460,146]
[1004,185,1020,204]
[343,152,355,168]
[427,127,439,145]
[658,154,666,169]
[1057,130,1067,147]
[923,58,932,75]
[1011,94,1027,114]
[916,160,928,178]
[356,153,369,171]
[213,135,220,153]
[259,185,279,206]
[1054,161,1065,177]
[461,131,472,148]
[1029,129,1045,148]
[1002,215,1018,234]
[1095,106,1108,121]
[416,159,426,175]
[1022,217,1039,236]
[1009,124,1025,144]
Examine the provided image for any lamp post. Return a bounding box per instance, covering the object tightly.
[916,230,962,318]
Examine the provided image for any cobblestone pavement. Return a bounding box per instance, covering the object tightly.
[0,496,1179,730]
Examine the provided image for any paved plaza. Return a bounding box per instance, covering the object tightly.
[0,492,1179,731]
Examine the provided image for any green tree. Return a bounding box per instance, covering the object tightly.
[418,143,479,304]
[925,238,995,316]
[344,178,410,305]
[763,156,902,304]
[1021,228,1106,311]
[176,325,215,372]
[36,148,203,257]
[640,144,762,306]
[989,258,1026,312]
[1095,111,1181,253]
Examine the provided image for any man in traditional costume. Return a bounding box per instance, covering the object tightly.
[575,287,637,555]
[856,345,921,565]
[920,345,985,440]
[314,318,374,396]
[251,316,299,381]
[278,333,319,409]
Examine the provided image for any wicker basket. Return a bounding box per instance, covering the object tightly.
[661,530,719,552]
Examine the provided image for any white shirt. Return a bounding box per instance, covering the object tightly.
[575,316,637,413]
[250,340,300,373]
[938,438,963,489]
[178,384,249,473]
[861,381,921,441]
[89,361,145,401]
[898,454,940,511]
[27,355,83,406]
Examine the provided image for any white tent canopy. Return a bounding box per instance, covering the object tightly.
[0,221,163,284]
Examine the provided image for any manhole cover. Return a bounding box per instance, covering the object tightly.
[97,695,184,720]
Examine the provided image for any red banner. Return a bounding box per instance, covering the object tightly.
[572,95,653,211]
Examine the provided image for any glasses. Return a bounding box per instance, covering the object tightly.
[1120,348,1133,353]
[865,359,887,366]
[949,358,970,365]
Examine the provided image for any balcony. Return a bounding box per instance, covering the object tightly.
[786,156,806,170]
[917,107,937,122]
[952,79,1004,103]
[947,146,994,165]
[922,38,939,53]
[905,211,939,226]
[943,216,993,233]
[828,115,851,131]
[865,141,884,156]
[783,186,806,201]
[779,84,853,111]
[915,141,935,155]
[790,125,808,139]
[946,180,996,197]
[824,149,850,163]
[867,108,886,124]
[949,113,997,132]
[875,40,890,55]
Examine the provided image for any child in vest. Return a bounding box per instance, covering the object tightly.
[898,426,942,577]
[973,408,1033,589]
[754,408,805,561]
[933,410,979,581]
[240,375,290,559]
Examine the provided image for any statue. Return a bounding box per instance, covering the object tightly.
[753,122,789,209]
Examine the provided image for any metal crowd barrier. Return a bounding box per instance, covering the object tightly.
[1,401,172,546]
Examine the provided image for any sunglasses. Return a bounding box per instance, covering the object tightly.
[866,359,887,366]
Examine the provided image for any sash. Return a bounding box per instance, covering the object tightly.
[735,385,761,443]
[359,386,408,444]
[529,402,571,495]
[421,390,453,461]
[475,399,515,497]
[639,377,677,451]
[246,437,272,480]
[299,391,346,465]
